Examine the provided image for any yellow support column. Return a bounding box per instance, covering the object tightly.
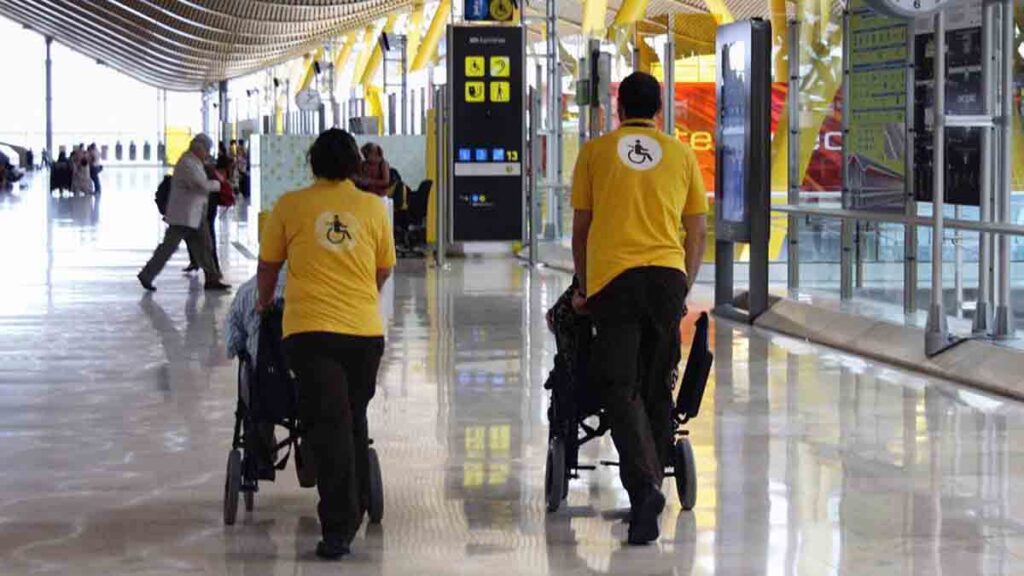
[582,0,609,36]
[406,2,426,71]
[412,0,451,71]
[352,25,379,85]
[297,48,325,92]
[360,14,399,86]
[702,0,734,23]
[333,32,357,90]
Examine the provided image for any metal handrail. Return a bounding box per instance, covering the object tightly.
[773,205,1024,238]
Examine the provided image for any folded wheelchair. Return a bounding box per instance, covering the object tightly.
[223,303,384,526]
[543,283,713,512]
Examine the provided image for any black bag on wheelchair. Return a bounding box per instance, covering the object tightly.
[675,311,713,420]
[253,304,297,424]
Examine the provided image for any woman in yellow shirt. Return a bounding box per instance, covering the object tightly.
[257,129,396,560]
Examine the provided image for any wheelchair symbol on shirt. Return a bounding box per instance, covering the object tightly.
[326,215,353,245]
[627,139,654,165]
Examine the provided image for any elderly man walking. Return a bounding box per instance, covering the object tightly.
[138,134,231,291]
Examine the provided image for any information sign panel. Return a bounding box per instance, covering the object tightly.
[714,20,771,244]
[448,25,524,242]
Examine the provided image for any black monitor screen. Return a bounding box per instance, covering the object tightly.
[719,41,747,225]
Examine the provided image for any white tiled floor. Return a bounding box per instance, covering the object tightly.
[3,169,1024,575]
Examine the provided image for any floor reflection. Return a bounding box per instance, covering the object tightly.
[2,169,1024,574]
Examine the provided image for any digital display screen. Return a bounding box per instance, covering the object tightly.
[719,41,747,225]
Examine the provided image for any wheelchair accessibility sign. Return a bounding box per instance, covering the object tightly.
[317,212,359,252]
[617,134,662,171]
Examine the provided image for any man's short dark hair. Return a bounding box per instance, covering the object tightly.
[309,128,361,181]
[618,72,662,120]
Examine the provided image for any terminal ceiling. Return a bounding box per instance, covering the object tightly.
[0,0,773,91]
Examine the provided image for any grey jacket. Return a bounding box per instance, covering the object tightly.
[165,151,219,228]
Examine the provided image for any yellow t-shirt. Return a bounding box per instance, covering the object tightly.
[260,179,397,337]
[571,120,708,297]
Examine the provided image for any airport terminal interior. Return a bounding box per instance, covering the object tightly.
[3,0,1024,574]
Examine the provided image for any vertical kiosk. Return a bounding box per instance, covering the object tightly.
[713,19,773,322]
[445,24,526,243]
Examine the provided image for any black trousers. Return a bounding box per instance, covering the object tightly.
[588,267,687,502]
[284,332,384,541]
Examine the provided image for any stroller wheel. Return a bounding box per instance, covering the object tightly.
[224,449,242,525]
[243,489,255,512]
[545,437,566,512]
[367,447,384,524]
[673,438,697,511]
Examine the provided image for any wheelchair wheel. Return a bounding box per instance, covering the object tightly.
[367,447,384,524]
[545,437,566,512]
[224,449,242,525]
[673,438,697,511]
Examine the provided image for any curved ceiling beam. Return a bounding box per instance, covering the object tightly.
[0,0,410,90]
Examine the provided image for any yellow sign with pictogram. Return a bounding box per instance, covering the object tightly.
[490,56,510,78]
[465,81,485,103]
[489,0,514,21]
[465,56,485,77]
[490,81,510,103]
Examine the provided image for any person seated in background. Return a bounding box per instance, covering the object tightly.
[70,146,94,195]
[355,143,390,197]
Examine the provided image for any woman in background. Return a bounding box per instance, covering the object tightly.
[356,143,390,197]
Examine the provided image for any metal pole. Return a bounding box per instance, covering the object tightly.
[219,80,230,146]
[201,89,210,135]
[787,19,800,290]
[285,79,292,134]
[663,14,675,135]
[975,0,996,333]
[579,53,590,144]
[905,29,918,314]
[840,9,853,300]
[955,205,964,316]
[530,78,542,266]
[402,38,409,135]
[993,0,1015,338]
[546,0,562,238]
[436,85,448,268]
[45,36,52,158]
[925,9,949,354]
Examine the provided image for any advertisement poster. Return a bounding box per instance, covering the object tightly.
[845,0,909,211]
[610,82,839,195]
[913,0,983,206]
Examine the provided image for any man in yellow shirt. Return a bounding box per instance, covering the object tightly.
[257,129,396,560]
[571,72,708,545]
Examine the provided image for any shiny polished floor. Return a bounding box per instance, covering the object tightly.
[4,170,1024,575]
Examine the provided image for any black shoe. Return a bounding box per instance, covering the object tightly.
[315,537,350,560]
[627,485,665,546]
[204,281,231,291]
[182,264,199,274]
[137,274,156,292]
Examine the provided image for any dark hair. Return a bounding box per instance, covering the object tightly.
[361,142,382,159]
[215,154,234,171]
[618,72,662,120]
[309,128,361,181]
